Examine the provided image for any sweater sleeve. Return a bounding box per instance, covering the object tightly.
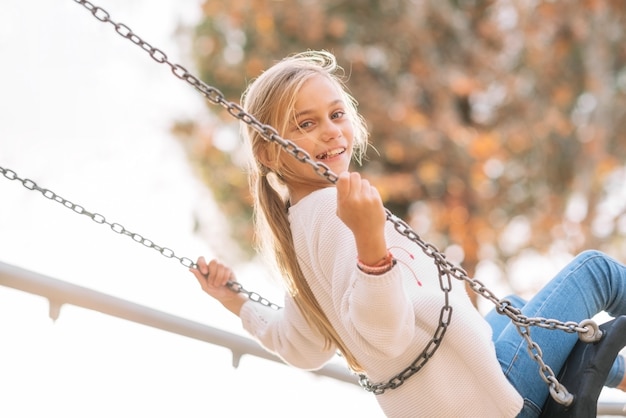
[292,189,417,358]
[239,294,337,370]
[341,267,416,357]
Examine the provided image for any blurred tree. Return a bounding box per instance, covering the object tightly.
[174,0,626,303]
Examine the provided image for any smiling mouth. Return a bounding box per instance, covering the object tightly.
[316,147,346,160]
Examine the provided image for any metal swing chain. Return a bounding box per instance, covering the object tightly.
[0,167,280,311]
[20,0,598,404]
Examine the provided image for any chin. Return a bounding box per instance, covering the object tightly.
[329,158,351,173]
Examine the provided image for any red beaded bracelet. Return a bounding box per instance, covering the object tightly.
[357,251,396,275]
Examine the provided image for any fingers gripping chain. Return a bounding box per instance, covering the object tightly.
[197,269,282,311]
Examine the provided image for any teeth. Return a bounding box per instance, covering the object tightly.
[318,148,344,159]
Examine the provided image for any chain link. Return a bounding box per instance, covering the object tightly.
[0,166,281,310]
[12,0,600,404]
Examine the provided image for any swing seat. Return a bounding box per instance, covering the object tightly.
[540,315,626,418]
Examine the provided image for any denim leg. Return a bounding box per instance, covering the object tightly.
[606,355,625,388]
[488,251,626,417]
[486,294,527,341]
[486,293,626,390]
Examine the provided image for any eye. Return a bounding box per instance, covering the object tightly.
[298,120,314,129]
[331,110,346,120]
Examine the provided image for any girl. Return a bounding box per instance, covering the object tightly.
[190,50,626,417]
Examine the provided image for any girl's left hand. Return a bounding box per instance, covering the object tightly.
[336,172,388,263]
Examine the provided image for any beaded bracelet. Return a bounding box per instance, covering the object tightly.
[357,251,396,275]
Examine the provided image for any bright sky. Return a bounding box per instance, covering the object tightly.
[0,1,382,417]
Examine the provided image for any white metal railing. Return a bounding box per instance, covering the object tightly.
[1,260,625,416]
[0,260,354,384]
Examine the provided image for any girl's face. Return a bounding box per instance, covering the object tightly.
[279,74,354,203]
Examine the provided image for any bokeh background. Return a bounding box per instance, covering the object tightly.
[2,0,626,417]
[179,0,626,304]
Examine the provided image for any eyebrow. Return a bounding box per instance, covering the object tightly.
[294,99,345,119]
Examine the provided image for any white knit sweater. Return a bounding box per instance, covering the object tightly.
[240,187,523,417]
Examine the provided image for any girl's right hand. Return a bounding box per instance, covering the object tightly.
[190,256,247,315]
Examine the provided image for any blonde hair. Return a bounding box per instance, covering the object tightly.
[241,51,368,372]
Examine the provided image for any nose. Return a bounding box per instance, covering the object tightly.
[320,117,341,142]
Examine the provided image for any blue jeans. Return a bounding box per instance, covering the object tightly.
[484,250,626,418]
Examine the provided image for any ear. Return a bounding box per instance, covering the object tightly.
[257,145,277,171]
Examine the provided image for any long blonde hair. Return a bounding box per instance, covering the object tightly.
[240,51,369,372]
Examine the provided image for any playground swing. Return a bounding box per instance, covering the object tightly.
[3,166,626,417]
[4,0,626,415]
